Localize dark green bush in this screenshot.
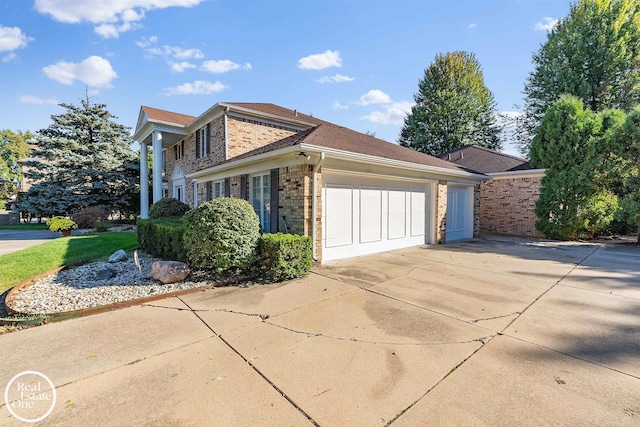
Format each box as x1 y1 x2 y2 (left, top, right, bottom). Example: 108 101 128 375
137 217 187 262
259 233 313 281
183 198 260 272
95 219 112 232
149 198 190 219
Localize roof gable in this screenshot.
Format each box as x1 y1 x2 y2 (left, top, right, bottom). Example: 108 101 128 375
141 106 196 126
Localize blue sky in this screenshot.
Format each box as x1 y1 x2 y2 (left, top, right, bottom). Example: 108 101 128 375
1 0 572 155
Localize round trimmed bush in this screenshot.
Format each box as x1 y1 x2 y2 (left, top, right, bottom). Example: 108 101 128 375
149 197 190 219
183 198 260 272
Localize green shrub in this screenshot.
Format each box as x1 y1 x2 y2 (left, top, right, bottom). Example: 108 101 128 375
149 198 190 219
46 216 78 232
258 233 313 281
95 219 112 232
183 198 260 272
580 191 619 237
137 217 187 262
72 206 109 228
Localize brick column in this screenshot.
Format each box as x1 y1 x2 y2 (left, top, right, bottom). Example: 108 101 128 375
473 184 481 238
435 180 447 244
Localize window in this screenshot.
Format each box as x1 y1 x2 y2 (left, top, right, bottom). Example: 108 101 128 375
250 173 271 232
173 140 184 160
196 125 209 159
213 180 224 199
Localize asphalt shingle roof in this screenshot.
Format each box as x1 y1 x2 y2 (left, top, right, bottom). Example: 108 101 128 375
437 145 532 173
141 106 196 126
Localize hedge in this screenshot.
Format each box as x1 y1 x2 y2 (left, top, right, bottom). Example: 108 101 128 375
259 233 313 281
137 217 187 262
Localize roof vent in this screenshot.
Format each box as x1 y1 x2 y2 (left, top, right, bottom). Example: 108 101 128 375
294 109 298 117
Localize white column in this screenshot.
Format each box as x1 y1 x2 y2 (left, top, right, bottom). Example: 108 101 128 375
152 130 163 203
140 142 149 219
192 179 198 208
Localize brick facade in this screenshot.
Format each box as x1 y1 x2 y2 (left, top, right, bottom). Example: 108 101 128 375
473 184 481 238
480 175 544 237
277 165 313 236
227 116 297 158
435 181 447 244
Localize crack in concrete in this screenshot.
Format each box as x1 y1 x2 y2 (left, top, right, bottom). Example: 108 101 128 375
175 296 320 427
142 301 494 347
468 311 521 324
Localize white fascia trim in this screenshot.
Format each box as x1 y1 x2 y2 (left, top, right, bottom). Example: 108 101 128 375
489 169 546 179
299 144 489 181
218 103 319 128
133 122 190 143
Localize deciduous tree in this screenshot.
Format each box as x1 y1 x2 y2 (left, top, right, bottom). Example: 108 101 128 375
399 51 501 156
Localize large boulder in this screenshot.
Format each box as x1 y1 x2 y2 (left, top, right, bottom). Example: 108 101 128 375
151 261 190 284
108 249 127 263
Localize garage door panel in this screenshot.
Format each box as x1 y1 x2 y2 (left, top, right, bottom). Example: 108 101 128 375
388 189 406 240
360 187 383 243
325 185 353 248
410 190 426 237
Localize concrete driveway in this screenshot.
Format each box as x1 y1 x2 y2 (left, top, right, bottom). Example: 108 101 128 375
0 237 638 426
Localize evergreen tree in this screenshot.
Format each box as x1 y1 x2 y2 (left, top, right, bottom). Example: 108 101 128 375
399 51 502 156
0 130 31 200
614 106 640 242
520 0 640 156
531 95 623 239
22 97 138 217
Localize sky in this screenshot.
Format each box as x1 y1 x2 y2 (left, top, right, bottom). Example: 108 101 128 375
0 0 573 156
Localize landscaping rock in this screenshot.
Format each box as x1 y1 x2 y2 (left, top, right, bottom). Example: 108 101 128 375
108 249 127 263
95 268 116 280
151 261 190 284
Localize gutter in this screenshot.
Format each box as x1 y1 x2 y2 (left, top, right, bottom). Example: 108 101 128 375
312 152 325 261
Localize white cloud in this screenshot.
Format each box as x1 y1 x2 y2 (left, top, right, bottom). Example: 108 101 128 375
298 50 342 70
332 101 349 110
142 42 204 60
43 55 118 87
535 17 558 31
354 89 392 106
0 26 34 52
164 80 228 96
468 23 477 29
361 101 412 125
20 95 59 105
200 59 251 73
136 35 158 48
35 0 202 38
2 52 18 63
95 21 141 38
500 110 524 119
316 74 355 84
169 61 196 73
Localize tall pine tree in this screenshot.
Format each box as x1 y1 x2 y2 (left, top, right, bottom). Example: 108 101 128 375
519 0 640 156
22 97 138 217
399 51 502 156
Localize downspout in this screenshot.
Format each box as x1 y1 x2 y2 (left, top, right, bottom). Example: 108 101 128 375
312 152 325 261
224 106 229 160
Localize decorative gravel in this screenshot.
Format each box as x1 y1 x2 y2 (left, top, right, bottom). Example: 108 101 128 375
8 252 220 315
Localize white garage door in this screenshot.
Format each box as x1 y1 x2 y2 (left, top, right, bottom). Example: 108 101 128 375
322 173 432 262
446 186 473 242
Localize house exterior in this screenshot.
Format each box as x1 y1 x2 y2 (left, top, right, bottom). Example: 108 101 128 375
438 145 545 238
133 103 487 263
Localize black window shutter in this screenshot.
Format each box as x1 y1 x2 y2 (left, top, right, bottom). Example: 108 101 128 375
240 175 247 200
206 181 212 200
270 168 279 233
224 177 230 197
206 123 211 155
195 130 201 158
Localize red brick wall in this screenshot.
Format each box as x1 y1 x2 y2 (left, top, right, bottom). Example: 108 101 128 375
480 175 544 237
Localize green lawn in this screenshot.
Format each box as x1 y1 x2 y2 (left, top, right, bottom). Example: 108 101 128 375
0 224 49 230
0 233 139 293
